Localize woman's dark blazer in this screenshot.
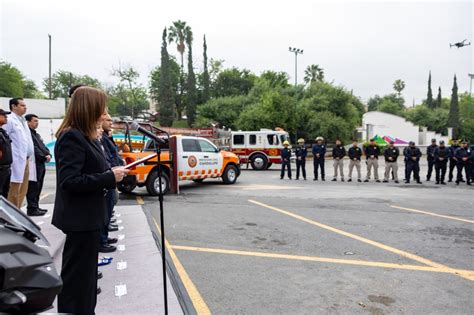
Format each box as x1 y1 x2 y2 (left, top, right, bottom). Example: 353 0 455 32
52 128 116 232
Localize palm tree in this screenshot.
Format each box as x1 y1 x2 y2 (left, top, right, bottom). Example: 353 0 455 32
304 64 324 84
393 79 406 97
168 20 191 71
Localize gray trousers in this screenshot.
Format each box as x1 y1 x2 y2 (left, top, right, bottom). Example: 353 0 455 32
366 159 379 180
333 159 344 178
348 160 361 179
384 161 399 181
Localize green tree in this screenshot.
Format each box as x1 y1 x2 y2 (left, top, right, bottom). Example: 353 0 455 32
303 64 324 84
435 87 442 108
112 66 147 119
107 83 149 118
0 61 43 98
447 75 460 139
157 28 175 127
185 30 197 126
149 56 181 115
212 68 256 97
459 93 474 141
393 79 405 97
195 95 253 129
259 71 290 88
201 35 210 104
427 71 434 109
367 95 381 112
42 70 101 99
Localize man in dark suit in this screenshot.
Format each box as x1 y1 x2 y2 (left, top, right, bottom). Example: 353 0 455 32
25 114 51 216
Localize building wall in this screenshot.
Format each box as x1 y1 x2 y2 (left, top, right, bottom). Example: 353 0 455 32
362 111 420 144
0 97 66 118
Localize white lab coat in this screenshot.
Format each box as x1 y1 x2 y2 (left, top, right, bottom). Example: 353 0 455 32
3 113 36 183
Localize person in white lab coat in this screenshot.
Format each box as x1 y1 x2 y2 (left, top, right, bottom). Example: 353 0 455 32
3 98 37 211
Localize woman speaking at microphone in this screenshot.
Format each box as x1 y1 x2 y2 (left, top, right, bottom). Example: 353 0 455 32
52 86 128 314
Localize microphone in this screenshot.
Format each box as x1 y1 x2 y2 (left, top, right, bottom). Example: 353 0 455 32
130 121 166 145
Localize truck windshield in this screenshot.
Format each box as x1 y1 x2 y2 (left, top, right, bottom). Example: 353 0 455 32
280 134 289 144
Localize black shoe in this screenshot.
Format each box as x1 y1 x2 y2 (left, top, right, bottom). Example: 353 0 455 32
289 177 292 180
296 177 299 180
332 178 337 182
448 179 452 183
313 178 317 181
376 180 381 183
39 208 48 213
405 180 410 184
467 182 472 186
441 181 446 185
364 179 369 182
322 178 325 181
417 181 422 184
108 225 119 232
394 180 399 184
426 178 430 182
27 209 46 216
107 237 118 244
99 244 117 253
97 287 101 295
382 180 388 183
357 179 362 182
110 218 117 224
461 179 466 183
456 181 460 185
348 179 352 182
304 178 307 180
98 271 103 280
341 179 345 182
280 177 283 180
435 181 440 185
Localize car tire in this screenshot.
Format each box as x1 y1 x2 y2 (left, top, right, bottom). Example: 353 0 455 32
222 165 238 184
146 170 170 195
250 154 268 170
192 179 204 183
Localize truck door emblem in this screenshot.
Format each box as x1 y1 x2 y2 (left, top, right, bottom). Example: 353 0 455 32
188 155 198 168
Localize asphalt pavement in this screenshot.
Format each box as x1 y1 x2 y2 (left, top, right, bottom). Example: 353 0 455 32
137 160 474 314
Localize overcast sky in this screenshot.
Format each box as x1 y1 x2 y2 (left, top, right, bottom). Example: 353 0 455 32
1 0 472 105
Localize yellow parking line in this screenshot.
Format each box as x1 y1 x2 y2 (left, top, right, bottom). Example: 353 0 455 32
248 199 474 282
39 193 50 201
136 196 144 205
390 205 474 224
152 218 211 315
171 245 474 278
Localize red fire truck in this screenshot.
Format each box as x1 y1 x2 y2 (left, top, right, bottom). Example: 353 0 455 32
229 129 290 170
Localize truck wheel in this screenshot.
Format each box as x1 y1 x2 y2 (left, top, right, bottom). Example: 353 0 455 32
222 165 238 184
266 162 273 169
250 154 268 170
117 182 136 194
146 170 170 195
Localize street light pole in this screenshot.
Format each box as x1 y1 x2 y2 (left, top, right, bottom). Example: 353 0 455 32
469 73 474 96
48 34 52 99
289 47 303 86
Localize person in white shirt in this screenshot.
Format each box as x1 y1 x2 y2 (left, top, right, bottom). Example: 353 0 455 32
3 98 36 210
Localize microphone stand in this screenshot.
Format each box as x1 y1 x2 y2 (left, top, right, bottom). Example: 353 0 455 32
155 140 168 315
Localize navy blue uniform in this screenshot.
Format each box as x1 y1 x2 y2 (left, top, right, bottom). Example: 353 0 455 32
426 144 438 181
294 145 307 180
403 147 409 181
405 146 422 183
312 143 326 180
280 147 292 179
433 146 450 183
448 144 460 182
0 127 13 198
454 146 472 184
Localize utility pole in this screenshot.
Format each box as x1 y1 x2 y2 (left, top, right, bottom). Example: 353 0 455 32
48 34 52 99
288 47 303 86
469 73 474 96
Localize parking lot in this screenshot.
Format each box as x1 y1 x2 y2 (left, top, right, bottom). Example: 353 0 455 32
42 161 474 314
135 161 474 314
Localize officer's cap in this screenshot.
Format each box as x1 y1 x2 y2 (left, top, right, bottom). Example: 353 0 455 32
297 138 305 143
409 141 415 145
283 140 290 146
461 140 468 144
316 136 324 141
0 108 11 116
431 138 436 142
440 140 445 145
